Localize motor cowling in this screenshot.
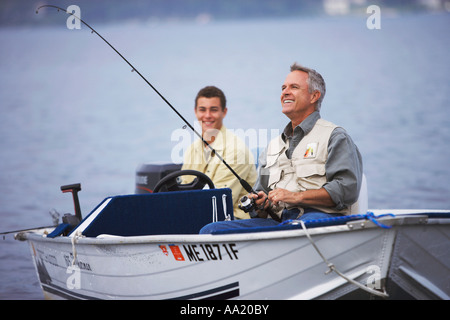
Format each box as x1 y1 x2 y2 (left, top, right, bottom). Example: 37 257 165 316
135 163 182 194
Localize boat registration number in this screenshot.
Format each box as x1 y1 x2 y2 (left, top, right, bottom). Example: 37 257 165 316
159 243 239 262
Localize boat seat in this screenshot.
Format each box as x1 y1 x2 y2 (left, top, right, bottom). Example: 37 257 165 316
348 174 368 215
66 188 234 237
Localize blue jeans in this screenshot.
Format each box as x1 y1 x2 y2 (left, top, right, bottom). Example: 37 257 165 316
199 208 341 234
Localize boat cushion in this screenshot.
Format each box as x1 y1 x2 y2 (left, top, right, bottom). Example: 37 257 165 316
70 188 234 237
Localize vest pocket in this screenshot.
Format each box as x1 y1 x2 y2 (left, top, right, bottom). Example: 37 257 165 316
295 164 327 190
266 151 284 189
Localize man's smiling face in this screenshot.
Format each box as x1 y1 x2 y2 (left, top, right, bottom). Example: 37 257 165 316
281 70 319 126
195 96 227 138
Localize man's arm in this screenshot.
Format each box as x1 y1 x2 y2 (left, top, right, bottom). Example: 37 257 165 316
252 128 362 212
267 187 335 208
322 128 363 210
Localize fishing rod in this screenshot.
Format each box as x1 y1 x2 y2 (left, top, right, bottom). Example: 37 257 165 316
36 5 255 195
1 225 55 238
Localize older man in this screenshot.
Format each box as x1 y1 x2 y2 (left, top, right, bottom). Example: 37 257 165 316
200 64 363 233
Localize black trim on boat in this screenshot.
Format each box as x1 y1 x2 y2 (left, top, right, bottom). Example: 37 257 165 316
168 282 240 300
42 283 99 300
41 281 240 300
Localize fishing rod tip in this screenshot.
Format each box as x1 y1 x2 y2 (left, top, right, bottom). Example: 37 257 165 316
35 5 48 14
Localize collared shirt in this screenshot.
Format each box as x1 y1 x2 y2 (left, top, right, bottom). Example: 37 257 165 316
182 126 257 219
254 111 363 211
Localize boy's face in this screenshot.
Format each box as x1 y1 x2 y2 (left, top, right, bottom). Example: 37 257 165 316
195 96 227 134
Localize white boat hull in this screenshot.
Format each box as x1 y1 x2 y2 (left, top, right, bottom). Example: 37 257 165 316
19 210 450 300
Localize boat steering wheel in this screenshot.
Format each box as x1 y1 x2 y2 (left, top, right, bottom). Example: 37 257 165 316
153 170 215 193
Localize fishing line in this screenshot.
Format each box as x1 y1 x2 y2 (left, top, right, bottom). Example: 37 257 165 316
36 5 255 194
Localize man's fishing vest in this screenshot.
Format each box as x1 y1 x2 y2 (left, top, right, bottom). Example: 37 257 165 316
266 118 353 218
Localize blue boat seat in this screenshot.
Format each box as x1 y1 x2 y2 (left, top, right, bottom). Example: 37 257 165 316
68 188 234 237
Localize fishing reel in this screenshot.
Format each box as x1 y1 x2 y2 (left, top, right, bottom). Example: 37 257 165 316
238 195 259 218
239 193 279 221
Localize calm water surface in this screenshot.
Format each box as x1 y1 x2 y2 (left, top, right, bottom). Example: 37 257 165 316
0 13 449 299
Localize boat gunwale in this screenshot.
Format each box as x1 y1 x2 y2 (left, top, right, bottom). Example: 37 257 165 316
18 223 348 245
17 209 450 245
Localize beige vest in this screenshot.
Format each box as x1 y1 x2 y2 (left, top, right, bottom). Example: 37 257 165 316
266 119 352 218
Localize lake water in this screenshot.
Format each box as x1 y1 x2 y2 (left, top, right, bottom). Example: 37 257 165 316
0 12 449 299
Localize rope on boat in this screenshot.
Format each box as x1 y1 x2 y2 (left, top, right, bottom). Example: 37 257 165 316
281 212 396 229
222 194 231 221
299 220 389 298
70 230 83 266
212 196 218 222
212 194 232 222
364 212 395 229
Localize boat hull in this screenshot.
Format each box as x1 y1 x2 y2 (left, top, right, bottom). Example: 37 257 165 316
18 211 450 300
386 221 450 299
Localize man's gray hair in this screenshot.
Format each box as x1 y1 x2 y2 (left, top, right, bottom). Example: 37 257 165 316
290 63 326 111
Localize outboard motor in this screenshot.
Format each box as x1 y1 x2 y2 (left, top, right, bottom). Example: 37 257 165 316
135 163 182 194
61 183 82 222
52 183 83 236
